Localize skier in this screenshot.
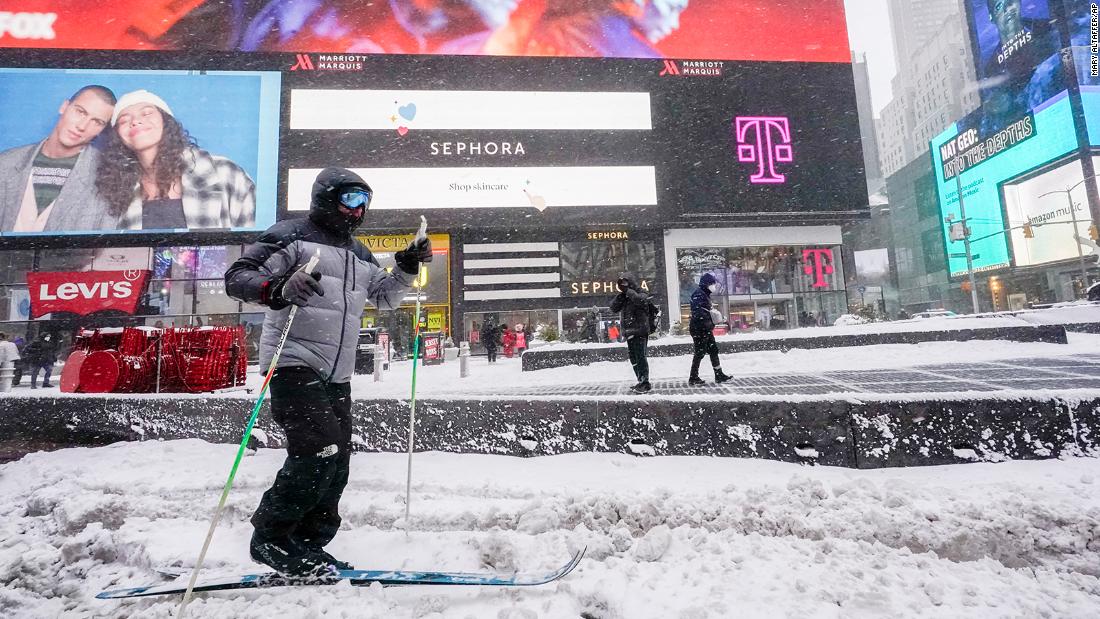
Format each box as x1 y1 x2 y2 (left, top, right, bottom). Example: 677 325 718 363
688 273 732 386
224 167 431 576
609 273 652 393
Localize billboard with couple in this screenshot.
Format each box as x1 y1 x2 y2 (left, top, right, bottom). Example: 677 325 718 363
0 67 280 238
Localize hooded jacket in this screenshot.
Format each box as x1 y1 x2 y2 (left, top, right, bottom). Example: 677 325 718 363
225 168 414 383
608 272 652 339
689 273 718 336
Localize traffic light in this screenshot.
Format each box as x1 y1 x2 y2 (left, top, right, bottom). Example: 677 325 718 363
1091 225 1099 242
1022 223 1034 239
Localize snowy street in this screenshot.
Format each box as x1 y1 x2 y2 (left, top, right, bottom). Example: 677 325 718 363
2 440 1100 617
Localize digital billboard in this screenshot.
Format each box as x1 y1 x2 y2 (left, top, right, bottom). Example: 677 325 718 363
963 0 1068 135
279 53 867 227
932 93 1080 277
1002 156 1098 267
0 66 281 239
0 0 852 63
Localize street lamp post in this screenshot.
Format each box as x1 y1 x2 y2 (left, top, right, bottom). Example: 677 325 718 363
955 175 981 314
1038 173 1099 297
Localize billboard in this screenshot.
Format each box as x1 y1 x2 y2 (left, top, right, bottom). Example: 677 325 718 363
0 0 852 63
280 53 866 227
931 93 1081 277
1002 156 1097 267
963 0 1068 135
0 66 281 239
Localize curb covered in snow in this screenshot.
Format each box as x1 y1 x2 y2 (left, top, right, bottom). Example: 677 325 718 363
2 393 1098 469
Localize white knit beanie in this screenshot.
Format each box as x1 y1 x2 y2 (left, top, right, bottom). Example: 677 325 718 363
111 89 174 126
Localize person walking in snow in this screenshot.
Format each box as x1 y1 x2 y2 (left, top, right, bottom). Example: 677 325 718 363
22 332 58 389
609 273 653 394
480 319 499 363
225 167 430 577
688 273 732 386
513 323 527 356
501 324 516 358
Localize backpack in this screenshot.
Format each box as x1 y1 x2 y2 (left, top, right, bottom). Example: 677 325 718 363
646 296 662 333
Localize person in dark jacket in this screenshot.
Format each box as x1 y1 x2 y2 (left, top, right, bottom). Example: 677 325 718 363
480 319 499 363
225 167 428 577
22 332 59 389
609 272 653 393
688 273 732 386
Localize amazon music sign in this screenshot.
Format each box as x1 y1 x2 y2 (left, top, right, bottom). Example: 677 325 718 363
27 270 150 318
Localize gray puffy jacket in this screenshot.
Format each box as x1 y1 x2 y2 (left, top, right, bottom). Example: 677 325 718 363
225 217 414 383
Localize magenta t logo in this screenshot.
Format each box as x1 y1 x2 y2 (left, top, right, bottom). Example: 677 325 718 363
734 116 794 184
802 248 834 288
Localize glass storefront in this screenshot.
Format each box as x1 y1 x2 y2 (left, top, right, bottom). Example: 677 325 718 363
357 233 452 359
0 237 453 363
675 245 847 331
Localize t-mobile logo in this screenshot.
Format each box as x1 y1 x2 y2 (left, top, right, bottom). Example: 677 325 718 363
733 116 794 184
802 248 834 288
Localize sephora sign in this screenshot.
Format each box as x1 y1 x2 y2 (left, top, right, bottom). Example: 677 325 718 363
27 270 150 318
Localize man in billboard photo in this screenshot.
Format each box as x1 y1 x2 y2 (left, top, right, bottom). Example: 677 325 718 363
225 167 431 576
975 0 1062 133
609 272 653 394
0 85 117 233
96 89 256 231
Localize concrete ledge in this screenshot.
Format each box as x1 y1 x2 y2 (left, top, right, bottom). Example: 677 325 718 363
521 324 1070 371
1 392 1097 468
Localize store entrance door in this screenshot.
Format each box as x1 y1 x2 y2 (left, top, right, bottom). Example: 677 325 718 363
725 300 791 331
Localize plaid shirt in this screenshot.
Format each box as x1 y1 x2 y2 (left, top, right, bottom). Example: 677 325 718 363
119 147 256 230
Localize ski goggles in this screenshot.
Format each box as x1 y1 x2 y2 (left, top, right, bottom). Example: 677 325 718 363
339 189 372 210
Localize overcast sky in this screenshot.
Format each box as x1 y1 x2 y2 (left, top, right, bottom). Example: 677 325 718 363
844 0 897 116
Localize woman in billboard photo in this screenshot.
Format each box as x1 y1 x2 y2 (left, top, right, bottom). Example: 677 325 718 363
95 89 256 231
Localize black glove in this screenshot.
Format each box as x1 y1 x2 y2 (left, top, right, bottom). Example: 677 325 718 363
394 236 433 274
271 269 324 307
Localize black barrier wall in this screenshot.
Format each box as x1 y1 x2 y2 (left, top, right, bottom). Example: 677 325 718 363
1 393 1097 468
521 325 1070 371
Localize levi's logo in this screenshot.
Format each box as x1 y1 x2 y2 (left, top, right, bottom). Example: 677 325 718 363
26 270 150 319
37 280 133 301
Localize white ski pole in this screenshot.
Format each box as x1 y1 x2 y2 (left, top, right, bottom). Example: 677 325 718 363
403 216 428 534
178 251 321 618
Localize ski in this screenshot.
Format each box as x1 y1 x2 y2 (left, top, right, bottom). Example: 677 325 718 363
97 547 584 599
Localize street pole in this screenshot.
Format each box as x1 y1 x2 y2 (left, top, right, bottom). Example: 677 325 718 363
1068 190 1089 288
956 175 980 314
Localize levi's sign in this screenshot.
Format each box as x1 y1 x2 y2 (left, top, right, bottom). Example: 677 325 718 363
27 270 150 318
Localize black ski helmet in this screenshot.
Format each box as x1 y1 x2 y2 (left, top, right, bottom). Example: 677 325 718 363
309 167 372 236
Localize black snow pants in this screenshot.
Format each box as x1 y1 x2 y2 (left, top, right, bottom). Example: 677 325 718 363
690 333 721 378
626 335 649 383
251 367 352 550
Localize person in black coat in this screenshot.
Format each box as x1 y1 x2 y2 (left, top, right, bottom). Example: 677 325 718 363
609 272 652 393
689 273 731 386
22 332 59 389
480 319 499 363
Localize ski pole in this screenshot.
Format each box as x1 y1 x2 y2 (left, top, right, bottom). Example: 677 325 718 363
178 251 321 618
404 216 427 533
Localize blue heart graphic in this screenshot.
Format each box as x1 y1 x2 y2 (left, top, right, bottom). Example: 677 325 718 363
398 103 416 121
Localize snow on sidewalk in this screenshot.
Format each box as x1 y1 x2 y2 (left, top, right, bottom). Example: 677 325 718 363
8 333 1098 401
1 440 1099 617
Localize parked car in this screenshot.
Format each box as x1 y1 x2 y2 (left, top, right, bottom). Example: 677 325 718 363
912 310 958 320
833 314 869 326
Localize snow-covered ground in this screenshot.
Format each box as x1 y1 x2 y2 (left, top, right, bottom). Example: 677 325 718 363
2 441 1099 617
8 332 1100 400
